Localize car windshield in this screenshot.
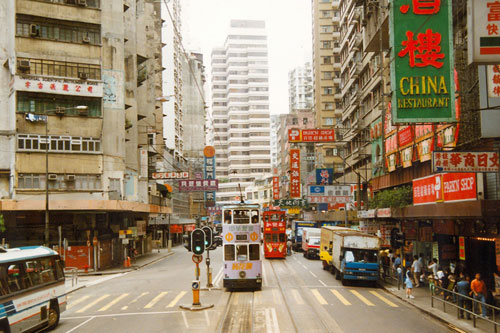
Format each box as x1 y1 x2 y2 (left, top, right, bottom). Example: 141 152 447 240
310 237 320 245
344 249 378 263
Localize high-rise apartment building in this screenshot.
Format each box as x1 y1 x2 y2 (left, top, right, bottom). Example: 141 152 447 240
288 62 313 112
211 20 272 204
0 0 168 267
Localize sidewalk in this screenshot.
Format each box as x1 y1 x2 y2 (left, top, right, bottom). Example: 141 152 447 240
65 247 176 293
380 278 497 333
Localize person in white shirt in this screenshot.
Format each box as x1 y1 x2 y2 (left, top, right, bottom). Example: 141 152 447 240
411 255 423 287
428 258 438 279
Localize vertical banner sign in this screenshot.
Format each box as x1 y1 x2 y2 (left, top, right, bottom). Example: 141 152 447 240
496 238 500 268
390 0 455 123
203 146 216 207
290 149 301 198
272 176 280 200
459 236 465 261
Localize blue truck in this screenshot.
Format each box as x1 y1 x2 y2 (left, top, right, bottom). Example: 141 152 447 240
291 221 317 251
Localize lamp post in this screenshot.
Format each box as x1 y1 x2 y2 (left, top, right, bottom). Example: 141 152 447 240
43 105 88 246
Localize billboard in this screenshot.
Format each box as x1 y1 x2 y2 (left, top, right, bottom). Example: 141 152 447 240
152 172 189 179
290 149 301 198
433 151 500 173
390 0 455 123
468 1 500 64
316 168 333 185
272 176 280 200
288 129 335 142
413 173 477 205
179 179 218 192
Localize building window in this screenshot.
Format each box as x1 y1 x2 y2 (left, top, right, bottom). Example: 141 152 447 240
17 134 101 153
324 117 334 125
322 10 332 18
292 118 298 125
323 87 333 95
18 174 101 190
320 25 333 33
323 56 331 64
17 92 101 117
323 72 333 80
38 0 101 8
322 41 332 49
324 102 334 110
303 118 308 125
17 58 101 80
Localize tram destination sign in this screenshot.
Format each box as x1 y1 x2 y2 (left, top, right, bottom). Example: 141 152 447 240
273 199 308 208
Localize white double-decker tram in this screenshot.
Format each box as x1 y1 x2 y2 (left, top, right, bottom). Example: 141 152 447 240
222 204 262 290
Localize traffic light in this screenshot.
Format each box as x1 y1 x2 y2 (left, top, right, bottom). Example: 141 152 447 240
201 226 213 249
390 228 405 249
183 234 191 252
191 228 205 255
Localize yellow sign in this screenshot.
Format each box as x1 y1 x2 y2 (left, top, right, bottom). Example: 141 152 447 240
250 232 258 242
225 233 234 242
232 263 253 270
203 146 215 158
287 208 301 215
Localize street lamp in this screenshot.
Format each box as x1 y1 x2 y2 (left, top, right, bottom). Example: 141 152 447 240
43 105 88 246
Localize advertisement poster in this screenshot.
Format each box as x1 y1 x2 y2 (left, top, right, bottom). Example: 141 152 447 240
290 149 301 198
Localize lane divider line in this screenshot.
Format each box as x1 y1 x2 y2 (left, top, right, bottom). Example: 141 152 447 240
144 292 168 309
309 271 317 278
318 280 327 287
311 289 328 305
350 290 374 306
76 295 110 313
65 316 96 333
182 311 190 329
330 289 351 306
167 291 187 308
369 291 398 307
98 293 129 312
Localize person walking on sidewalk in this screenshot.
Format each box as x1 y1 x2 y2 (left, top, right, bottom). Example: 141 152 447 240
471 273 488 318
411 255 422 288
405 270 415 299
428 258 438 279
456 274 471 320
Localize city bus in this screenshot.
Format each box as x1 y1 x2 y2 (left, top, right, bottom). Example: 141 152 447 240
222 204 262 289
262 210 287 259
0 246 66 332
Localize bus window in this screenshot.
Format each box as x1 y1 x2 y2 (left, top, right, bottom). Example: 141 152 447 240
24 260 41 287
39 258 55 284
279 233 286 242
272 234 278 242
55 259 65 280
251 210 259 223
236 244 248 261
265 234 272 242
0 266 9 296
249 244 260 260
224 244 235 261
224 210 232 224
7 264 25 292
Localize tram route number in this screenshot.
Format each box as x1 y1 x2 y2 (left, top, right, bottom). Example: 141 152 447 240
232 263 253 270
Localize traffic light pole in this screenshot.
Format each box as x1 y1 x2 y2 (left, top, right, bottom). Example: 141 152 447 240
180 254 214 311
206 250 213 288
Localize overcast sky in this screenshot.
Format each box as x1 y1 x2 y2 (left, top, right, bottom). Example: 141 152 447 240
181 0 312 114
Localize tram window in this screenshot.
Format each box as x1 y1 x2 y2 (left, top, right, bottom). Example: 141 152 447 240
234 210 250 224
224 245 235 261
249 244 260 260
251 210 259 223
264 234 272 242
279 234 286 242
236 245 248 261
272 234 278 242
224 210 232 224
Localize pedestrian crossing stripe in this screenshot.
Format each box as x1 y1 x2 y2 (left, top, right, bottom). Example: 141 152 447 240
98 293 129 312
350 290 374 306
291 289 304 305
167 291 186 308
76 295 110 313
67 295 90 309
144 292 168 309
330 289 351 306
311 289 328 305
369 291 398 307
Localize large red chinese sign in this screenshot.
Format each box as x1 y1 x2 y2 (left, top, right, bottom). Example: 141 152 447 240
272 176 280 200
390 0 455 123
288 129 335 142
432 151 500 173
289 149 301 198
413 172 477 205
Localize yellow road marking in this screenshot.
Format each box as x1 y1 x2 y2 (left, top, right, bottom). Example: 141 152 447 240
98 293 129 311
369 291 398 307
330 289 351 306
144 292 168 309
76 295 110 313
292 289 304 305
67 295 90 309
311 289 328 305
167 291 187 308
350 290 374 306
254 291 262 305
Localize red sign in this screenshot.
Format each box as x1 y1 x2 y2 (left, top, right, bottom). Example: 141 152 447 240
272 177 280 200
290 149 301 198
433 151 499 173
288 129 335 142
288 129 301 142
169 224 183 233
442 173 477 202
459 236 465 260
398 126 414 147
413 174 442 205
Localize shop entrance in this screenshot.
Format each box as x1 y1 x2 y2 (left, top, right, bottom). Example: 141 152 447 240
465 238 496 292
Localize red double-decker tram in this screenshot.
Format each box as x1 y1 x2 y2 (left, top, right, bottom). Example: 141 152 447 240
262 211 287 259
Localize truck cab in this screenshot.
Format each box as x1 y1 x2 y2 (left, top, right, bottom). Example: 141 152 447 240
303 236 320 259
339 248 379 283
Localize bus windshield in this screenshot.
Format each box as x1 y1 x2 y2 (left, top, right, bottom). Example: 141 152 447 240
344 249 378 263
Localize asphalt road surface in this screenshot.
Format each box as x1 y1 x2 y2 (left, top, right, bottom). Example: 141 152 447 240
55 247 451 332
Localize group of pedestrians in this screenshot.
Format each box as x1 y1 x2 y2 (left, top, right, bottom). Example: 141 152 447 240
455 273 489 319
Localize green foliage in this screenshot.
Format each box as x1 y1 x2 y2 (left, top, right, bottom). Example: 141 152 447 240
369 185 413 209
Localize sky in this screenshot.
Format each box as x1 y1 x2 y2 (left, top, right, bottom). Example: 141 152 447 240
181 0 313 114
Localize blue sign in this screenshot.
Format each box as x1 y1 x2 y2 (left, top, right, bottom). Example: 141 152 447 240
316 169 333 185
310 186 325 195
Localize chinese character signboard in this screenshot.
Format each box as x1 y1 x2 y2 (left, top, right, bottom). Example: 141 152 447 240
204 150 216 206
487 65 500 97
433 151 499 172
288 129 335 142
308 196 350 204
152 172 189 179
272 176 280 200
273 199 307 208
468 1 500 64
179 179 218 192
413 174 443 205
290 149 301 198
413 173 477 205
15 76 103 97
316 168 333 185
390 0 455 123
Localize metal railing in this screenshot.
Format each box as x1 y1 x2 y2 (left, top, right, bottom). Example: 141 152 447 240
64 267 78 287
380 264 402 289
431 285 500 332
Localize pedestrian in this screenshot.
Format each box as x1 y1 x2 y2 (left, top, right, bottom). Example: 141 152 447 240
428 258 438 279
396 263 403 287
471 273 488 318
287 239 292 256
393 253 401 272
405 270 415 299
411 255 423 288
456 274 471 320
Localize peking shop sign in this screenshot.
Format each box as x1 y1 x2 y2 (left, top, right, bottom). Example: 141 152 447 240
390 0 455 123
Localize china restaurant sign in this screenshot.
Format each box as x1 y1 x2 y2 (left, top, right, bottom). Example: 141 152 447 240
390 0 455 123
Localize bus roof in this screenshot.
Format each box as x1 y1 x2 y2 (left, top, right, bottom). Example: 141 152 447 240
0 246 59 264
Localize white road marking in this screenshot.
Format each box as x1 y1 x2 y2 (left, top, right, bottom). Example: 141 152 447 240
309 271 317 278
318 280 327 287
270 307 279 333
67 295 90 309
301 264 307 270
76 295 110 313
262 262 268 287
272 288 280 303
167 291 187 308
204 310 210 326
63 311 182 320
85 273 125 287
254 290 262 305
122 292 149 310
213 267 223 287
64 316 95 333
144 292 168 309
182 311 190 328
291 289 304 305
311 289 328 305
98 293 129 312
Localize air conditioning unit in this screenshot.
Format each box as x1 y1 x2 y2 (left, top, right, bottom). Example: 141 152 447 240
55 107 65 115
77 0 87 6
78 72 88 80
66 175 76 181
18 60 30 72
48 174 58 181
29 24 39 37
82 36 90 43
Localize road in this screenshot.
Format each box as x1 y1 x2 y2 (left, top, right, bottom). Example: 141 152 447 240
56 247 451 332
